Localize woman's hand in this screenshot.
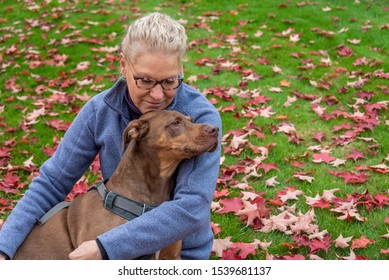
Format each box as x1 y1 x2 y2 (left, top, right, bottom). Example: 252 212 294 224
69 240 102 260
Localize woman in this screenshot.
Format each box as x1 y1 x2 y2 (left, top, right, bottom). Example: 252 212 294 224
0 12 222 260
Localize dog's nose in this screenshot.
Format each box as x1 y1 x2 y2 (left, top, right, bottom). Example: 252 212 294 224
204 125 219 135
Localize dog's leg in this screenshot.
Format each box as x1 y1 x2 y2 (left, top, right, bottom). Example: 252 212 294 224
157 240 182 260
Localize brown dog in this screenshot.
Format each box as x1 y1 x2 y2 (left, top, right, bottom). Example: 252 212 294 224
13 110 219 259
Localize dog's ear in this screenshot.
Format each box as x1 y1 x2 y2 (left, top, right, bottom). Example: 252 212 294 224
122 119 150 150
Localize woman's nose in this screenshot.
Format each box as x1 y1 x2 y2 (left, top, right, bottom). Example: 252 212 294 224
150 84 164 100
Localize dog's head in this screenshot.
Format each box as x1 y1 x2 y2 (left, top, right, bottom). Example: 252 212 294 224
122 110 219 160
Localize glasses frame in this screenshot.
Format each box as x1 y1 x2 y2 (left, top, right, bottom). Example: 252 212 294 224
132 75 184 91
126 59 183 91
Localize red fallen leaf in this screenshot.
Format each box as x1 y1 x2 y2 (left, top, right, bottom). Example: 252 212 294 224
312 152 335 164
309 235 332 254
42 145 58 157
0 147 13 158
222 247 243 260
89 154 101 175
337 45 353 57
345 148 365 162
291 89 320 100
312 132 327 143
257 163 279 174
65 179 90 201
380 248 389 254
351 236 374 249
216 197 244 214
45 119 71 131
385 217 389 225
221 104 237 113
355 90 376 101
0 198 13 212
214 189 229 199
285 132 304 145
369 164 389 174
374 194 389 208
230 242 257 259
282 254 305 260
0 172 22 194
290 161 305 168
311 199 331 209
211 222 221 235
343 172 369 184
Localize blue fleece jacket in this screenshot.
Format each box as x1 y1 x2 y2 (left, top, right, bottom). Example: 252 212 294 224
0 78 222 259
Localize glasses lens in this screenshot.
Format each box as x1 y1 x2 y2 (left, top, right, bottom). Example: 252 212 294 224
161 78 181 90
136 78 156 89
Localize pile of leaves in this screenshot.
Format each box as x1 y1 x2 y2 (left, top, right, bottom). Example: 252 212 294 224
0 0 388 260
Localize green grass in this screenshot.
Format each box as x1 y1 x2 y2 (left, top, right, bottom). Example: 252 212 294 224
1 0 388 260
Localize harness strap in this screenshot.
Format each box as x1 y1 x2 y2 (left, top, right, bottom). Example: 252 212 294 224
37 201 71 226
37 181 160 226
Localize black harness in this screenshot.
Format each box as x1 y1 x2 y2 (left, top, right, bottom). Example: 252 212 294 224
38 180 160 226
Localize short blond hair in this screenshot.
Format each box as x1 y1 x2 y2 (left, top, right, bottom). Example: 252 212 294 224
121 12 187 64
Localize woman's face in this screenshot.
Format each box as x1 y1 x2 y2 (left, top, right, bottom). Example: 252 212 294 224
120 52 182 113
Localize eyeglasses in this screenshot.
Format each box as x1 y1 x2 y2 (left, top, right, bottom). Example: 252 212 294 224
133 76 183 90
127 59 183 91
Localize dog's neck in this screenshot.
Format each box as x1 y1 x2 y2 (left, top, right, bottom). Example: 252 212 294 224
106 141 181 205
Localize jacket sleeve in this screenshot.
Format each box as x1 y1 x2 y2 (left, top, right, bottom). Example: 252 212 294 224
0 100 99 259
96 108 222 260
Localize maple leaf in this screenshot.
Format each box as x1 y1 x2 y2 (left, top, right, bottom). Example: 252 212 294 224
321 188 341 201
212 236 234 258
330 158 346 167
265 176 280 187
345 148 365 162
290 209 317 235
312 152 335 164
258 162 279 174
293 174 315 183
222 247 243 260
216 197 244 214
279 188 304 203
380 248 389 255
309 235 332 254
230 242 258 259
236 200 261 226
211 222 221 235
351 236 374 250
65 179 90 201
331 199 367 222
343 172 369 184
334 234 353 248
260 210 298 233
369 163 389 174
312 132 327 143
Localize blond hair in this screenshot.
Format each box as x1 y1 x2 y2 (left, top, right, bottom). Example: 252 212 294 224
121 13 187 64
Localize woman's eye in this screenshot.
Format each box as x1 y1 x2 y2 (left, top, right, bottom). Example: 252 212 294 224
141 78 155 85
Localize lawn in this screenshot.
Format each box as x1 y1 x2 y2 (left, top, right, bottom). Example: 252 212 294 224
0 0 388 260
